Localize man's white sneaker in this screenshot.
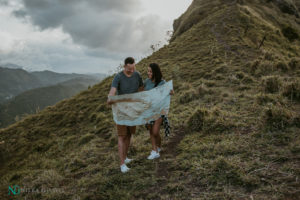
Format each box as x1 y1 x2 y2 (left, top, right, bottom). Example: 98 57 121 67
120 164 130 173
124 157 133 164
147 150 160 160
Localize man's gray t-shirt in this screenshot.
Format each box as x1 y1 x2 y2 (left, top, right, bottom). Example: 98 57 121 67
111 71 143 95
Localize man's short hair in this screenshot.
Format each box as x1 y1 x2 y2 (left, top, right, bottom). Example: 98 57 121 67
124 57 135 65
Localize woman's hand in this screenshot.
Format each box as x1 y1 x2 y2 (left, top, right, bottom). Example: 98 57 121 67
169 89 174 95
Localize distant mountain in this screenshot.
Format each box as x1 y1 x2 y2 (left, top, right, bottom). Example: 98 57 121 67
30 70 106 86
0 66 106 103
0 77 100 128
1 63 24 69
0 67 44 103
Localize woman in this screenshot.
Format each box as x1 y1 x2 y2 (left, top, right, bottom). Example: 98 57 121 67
143 63 174 160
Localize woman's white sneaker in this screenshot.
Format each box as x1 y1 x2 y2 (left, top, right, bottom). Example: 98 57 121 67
120 164 130 173
147 150 160 160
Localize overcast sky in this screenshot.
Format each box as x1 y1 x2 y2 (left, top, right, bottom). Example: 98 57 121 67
0 0 192 74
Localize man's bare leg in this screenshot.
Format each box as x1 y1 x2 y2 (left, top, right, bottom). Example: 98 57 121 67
124 132 131 158
118 135 126 165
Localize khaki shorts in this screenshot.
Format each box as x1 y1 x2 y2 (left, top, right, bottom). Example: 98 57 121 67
116 124 136 136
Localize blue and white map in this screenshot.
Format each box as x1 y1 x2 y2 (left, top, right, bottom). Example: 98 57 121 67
109 80 173 126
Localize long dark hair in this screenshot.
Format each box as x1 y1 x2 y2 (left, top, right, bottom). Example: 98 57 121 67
149 63 163 87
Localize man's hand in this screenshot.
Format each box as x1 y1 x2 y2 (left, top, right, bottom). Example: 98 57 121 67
169 89 175 95
107 87 117 105
107 98 117 105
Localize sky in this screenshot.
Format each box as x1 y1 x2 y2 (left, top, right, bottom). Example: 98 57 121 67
0 0 192 74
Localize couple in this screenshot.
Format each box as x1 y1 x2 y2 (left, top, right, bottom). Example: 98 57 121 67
107 57 174 173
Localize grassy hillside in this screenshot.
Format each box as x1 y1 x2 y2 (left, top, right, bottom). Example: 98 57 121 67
1 0 300 199
0 78 101 128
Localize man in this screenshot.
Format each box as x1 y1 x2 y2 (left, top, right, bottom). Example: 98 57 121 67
107 57 143 173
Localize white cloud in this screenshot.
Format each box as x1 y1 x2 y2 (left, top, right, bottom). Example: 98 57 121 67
0 0 192 74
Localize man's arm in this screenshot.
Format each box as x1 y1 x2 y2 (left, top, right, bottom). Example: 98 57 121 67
108 87 117 96
107 87 117 105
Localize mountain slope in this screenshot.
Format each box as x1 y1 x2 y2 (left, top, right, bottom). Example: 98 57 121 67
0 77 101 128
0 67 44 103
0 67 106 103
1 0 300 199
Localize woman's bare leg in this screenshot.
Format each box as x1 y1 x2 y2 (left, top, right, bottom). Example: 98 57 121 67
152 118 162 151
148 125 156 151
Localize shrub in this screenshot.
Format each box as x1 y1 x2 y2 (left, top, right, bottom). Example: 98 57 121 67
282 78 300 102
288 58 300 70
255 93 282 105
79 133 95 145
261 105 293 131
264 51 274 61
236 72 245 79
276 61 288 72
187 107 207 131
242 75 254 84
282 26 299 42
214 65 228 74
178 89 199 104
261 76 281 93
187 107 235 133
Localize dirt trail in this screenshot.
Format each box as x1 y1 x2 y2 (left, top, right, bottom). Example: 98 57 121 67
154 126 187 178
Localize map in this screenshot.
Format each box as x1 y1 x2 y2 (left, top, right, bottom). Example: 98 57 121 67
109 80 173 126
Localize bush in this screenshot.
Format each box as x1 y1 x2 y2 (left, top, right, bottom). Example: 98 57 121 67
282 26 299 42
187 107 207 131
261 105 293 131
78 133 95 145
178 89 199 104
255 93 280 105
276 61 288 72
261 76 281 93
187 107 235 133
282 79 300 102
250 60 275 76
288 58 300 70
264 52 274 61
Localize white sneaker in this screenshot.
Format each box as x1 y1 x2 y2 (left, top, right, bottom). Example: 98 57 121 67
120 164 130 173
157 147 161 153
147 150 160 160
124 157 133 164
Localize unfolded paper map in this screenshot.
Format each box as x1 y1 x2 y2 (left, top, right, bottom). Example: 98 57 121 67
109 80 173 126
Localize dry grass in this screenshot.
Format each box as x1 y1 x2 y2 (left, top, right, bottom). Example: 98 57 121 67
1 0 300 199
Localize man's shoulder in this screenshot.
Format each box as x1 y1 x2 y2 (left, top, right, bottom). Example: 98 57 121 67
113 71 124 78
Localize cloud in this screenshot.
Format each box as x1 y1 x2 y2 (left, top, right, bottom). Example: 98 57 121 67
12 0 169 54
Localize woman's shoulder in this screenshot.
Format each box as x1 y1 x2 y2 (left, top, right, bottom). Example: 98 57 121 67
144 78 151 83
158 79 166 85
